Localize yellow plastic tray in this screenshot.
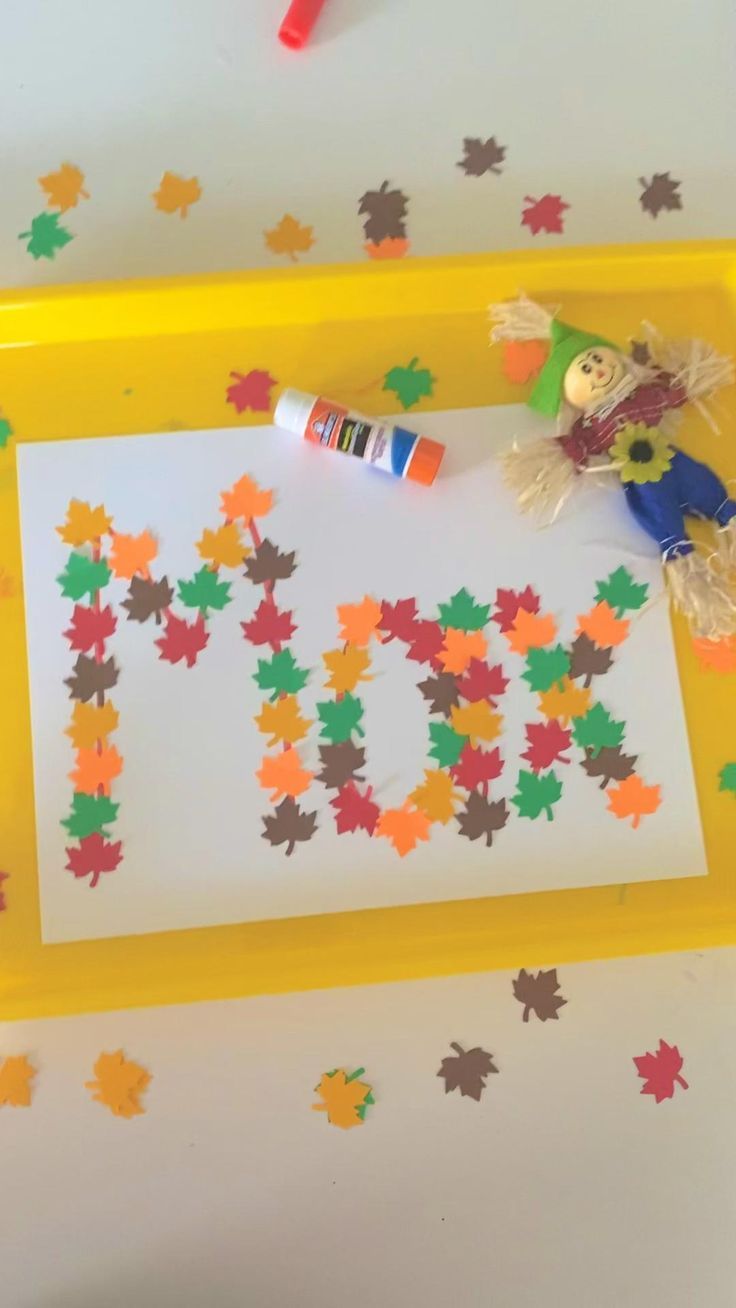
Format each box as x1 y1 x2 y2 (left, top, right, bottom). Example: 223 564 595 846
2 241 736 1020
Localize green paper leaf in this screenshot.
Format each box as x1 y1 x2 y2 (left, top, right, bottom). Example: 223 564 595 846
177 566 232 616
522 644 571 692
437 587 490 632
317 693 365 743
428 721 465 768
0 418 13 450
382 357 435 410
718 762 736 796
61 792 119 840
511 769 563 821
253 649 309 701
56 552 111 601
572 703 625 758
594 566 649 617
19 211 74 260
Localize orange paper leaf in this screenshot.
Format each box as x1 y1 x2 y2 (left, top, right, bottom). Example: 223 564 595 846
692 635 736 673
264 214 315 261
312 1068 373 1129
65 700 119 750
85 1050 151 1118
109 530 158 580
538 677 592 725
220 475 273 522
255 696 312 747
39 162 89 212
502 339 549 384
56 499 112 546
0 1055 36 1108
196 522 248 569
69 745 124 795
256 749 313 802
577 601 630 649
152 171 202 218
506 609 557 655
607 774 662 829
376 803 431 857
438 628 487 675
337 596 383 646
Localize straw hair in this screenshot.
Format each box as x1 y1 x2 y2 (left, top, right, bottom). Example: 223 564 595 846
489 294 557 344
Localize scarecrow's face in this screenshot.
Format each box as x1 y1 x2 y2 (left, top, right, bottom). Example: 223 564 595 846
563 346 627 410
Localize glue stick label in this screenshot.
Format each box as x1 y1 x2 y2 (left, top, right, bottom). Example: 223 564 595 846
306 400 396 474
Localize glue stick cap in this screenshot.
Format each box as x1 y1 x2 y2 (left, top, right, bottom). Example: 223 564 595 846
274 388 316 436
407 436 445 486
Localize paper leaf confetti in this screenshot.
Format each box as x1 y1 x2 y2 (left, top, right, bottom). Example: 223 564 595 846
511 769 562 821
521 721 572 772
226 369 277 414
437 1042 498 1101
109 530 158 580
66 833 123 886
457 136 506 177
152 171 202 218
582 745 637 789
312 1067 374 1129
317 692 364 743
428 721 466 768
521 194 569 236
719 762 736 797
85 1050 151 1118
594 566 649 617
0 416 13 450
522 644 570 692
244 539 296 585
155 613 209 667
568 633 613 686
505 608 556 655
359 180 409 254
633 1039 688 1102
122 575 174 624
262 797 317 855
65 653 119 702
456 659 508 703
692 635 736 674
0 870 8 913
438 628 487 675
410 768 461 825
337 596 383 646
39 162 89 212
65 700 119 750
502 339 548 384
0 1055 36 1108
57 552 111 601
512 968 567 1022
56 500 112 546
449 699 502 745
380 597 419 642
376 803 431 857
264 214 315 261
451 743 503 791
221 475 274 522
242 600 296 647
256 749 313 803
382 358 435 410
62 793 119 839
639 173 682 219
255 696 312 747
607 774 661 828
316 741 367 789
64 603 117 652
456 793 508 846
418 671 461 715
572 703 625 758
177 566 231 616
577 602 629 649
254 648 309 700
330 783 381 836
438 587 490 632
19 211 74 259
538 677 592 725
70 745 123 795
323 645 372 693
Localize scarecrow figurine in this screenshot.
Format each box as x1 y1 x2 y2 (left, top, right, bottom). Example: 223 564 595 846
490 296 736 638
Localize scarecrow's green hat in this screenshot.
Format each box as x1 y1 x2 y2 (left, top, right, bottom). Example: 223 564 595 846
529 319 617 416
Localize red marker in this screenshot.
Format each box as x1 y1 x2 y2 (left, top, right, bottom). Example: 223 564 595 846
278 0 327 48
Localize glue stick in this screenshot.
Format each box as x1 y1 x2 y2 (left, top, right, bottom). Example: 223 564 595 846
274 390 444 486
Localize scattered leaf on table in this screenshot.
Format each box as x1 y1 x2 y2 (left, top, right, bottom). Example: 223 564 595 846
382 358 435 410
456 793 508 846
155 613 209 667
66 833 123 887
177 566 231 616
65 700 119 750
506 608 557 655
337 596 383 646
594 566 649 616
0 1056 36 1108
691 635 736 673
428 720 466 768
312 1068 374 1129
502 339 548 383
511 768 562 821
243 539 296 584
122 575 174 624
522 644 570 692
572 703 625 757
19 211 74 259
256 749 313 803
107 530 157 579
264 214 315 261
57 552 111 601
242 600 296 647
221 475 274 521
639 172 682 219
438 587 490 632
0 870 8 912
196 523 246 569
521 194 569 236
538 677 592 724
61 793 119 840
457 136 506 176
577 601 630 649
607 774 661 828
323 645 372 693
317 741 367 789
86 1050 151 1118
254 648 309 700
521 720 571 771
633 1039 688 1102
226 370 277 414
379 596 418 643
39 162 89 211
65 653 119 702
64 603 117 652
492 585 540 632
582 745 637 789
364 236 409 260
438 628 487 675
456 659 509 703
418 671 461 715
262 797 317 854
718 762 736 796
316 693 364 743
69 745 123 795
376 803 431 856
568 633 613 685
512 968 567 1022
437 1042 498 1101
57 500 112 546
410 769 461 824
152 171 202 217
0 417 13 450
359 180 408 243
255 696 312 747
450 743 503 790
450 700 502 745
330 783 380 835
406 620 444 666
630 340 652 367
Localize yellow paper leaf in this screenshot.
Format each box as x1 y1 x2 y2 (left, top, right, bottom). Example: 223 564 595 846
85 1050 151 1119
409 769 461 824
256 748 313 802
264 214 315 261
450 700 503 745
337 596 383 646
255 696 312 747
56 499 112 546
437 628 487 675
312 1068 372 1129
0 1055 36 1108
38 162 89 212
538 677 592 725
322 645 372 693
152 171 202 218
65 700 119 750
109 530 158 579
196 522 248 569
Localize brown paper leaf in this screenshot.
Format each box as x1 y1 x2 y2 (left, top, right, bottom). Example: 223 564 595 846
437 1042 498 1101
512 968 567 1022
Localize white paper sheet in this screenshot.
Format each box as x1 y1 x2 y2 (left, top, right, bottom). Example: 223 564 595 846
17 406 707 943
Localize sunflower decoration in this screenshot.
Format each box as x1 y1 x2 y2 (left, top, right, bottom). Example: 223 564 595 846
608 423 674 485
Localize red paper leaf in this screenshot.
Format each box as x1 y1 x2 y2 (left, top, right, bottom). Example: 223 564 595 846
0 870 8 912
406 620 444 667
633 1039 688 1103
65 833 122 888
492 586 540 633
155 613 209 667
521 720 572 772
521 194 570 236
450 744 503 790
225 369 277 414
456 659 509 703
63 603 117 652
379 597 419 643
241 600 297 647
330 783 380 836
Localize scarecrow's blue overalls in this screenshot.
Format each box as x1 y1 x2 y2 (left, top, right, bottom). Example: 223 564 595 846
624 450 736 559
